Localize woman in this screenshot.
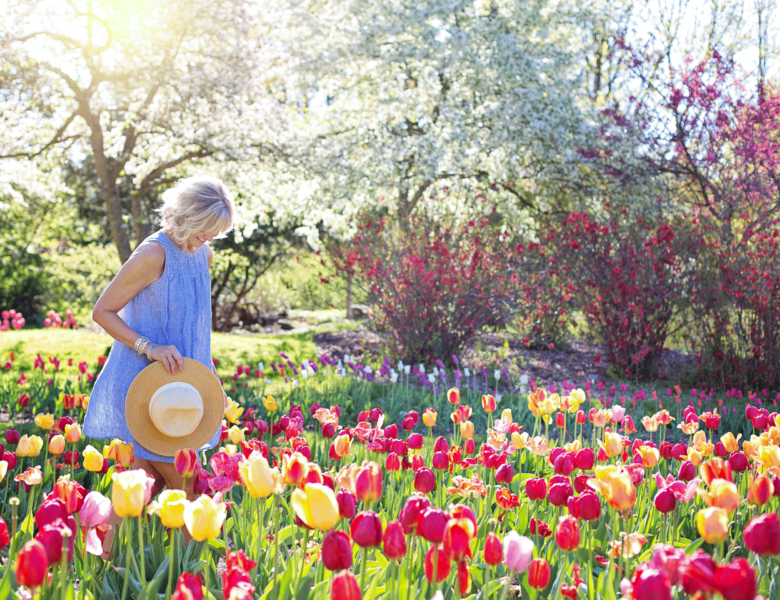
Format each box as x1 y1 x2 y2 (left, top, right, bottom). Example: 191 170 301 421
84 175 236 499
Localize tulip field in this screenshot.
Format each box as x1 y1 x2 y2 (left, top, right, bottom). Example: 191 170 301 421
0 341 779 600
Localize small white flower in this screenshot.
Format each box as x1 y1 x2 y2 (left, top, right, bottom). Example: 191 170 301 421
397 361 404 371
464 368 471 377
337 359 343 368
404 365 410 374
519 374 529 385
365 365 373 374
257 361 265 372
292 379 299 387
494 369 501 381
390 372 398 383
419 364 425 373
302 370 309 379
427 374 435 383
433 366 439 377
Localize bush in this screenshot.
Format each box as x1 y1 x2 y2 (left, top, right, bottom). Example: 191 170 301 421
332 211 525 364
546 211 690 379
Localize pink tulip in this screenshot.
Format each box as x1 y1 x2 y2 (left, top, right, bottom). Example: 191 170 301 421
502 531 534 573
79 491 112 528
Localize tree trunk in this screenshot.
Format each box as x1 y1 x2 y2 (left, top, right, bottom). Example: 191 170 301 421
131 194 153 246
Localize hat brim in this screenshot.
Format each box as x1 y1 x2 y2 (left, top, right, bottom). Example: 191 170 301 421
126 358 225 457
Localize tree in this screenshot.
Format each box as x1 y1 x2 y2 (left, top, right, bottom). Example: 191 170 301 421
0 0 278 262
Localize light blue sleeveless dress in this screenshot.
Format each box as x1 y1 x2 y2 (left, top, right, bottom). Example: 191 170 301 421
84 230 221 463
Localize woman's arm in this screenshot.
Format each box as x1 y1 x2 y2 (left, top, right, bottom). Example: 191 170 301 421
92 243 184 375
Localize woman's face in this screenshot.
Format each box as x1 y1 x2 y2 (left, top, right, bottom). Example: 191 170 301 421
186 229 218 252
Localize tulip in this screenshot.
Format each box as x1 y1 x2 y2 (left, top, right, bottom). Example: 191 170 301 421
400 495 430 535
587 465 636 510
482 394 496 412
744 513 780 556
442 517 475 561
34 413 55 431
728 451 748 472
414 468 436 494
48 434 65 455
171 573 204 600
555 515 580 552
631 568 672 600
282 452 309 486
331 570 362 600
699 479 741 514
184 494 227 541
112 470 152 518
460 421 474 439
418 507 450 544
448 388 461 405
637 446 659 468
407 433 423 449
355 462 382 503
598 431 624 458
714 558 756 600
333 434 352 458
678 460 697 481
79 491 112 528
262 395 278 412
720 432 740 454
383 520 407 561
495 463 514 485
64 423 81 444
422 408 437 427
36 518 74 566
83 445 104 472
503 531 534 572
17 434 43 458
482 531 503 565
527 558 551 590
149 489 188 529
52 477 86 514
696 507 729 544
174 448 199 478
291 483 339 531
224 398 243 423
575 492 601 521
574 448 595 471
239 453 275 498
424 545 451 583
351 510 383 547
16 539 49 588
5 429 20 445
654 489 677 514
0 516 8 549
322 530 353 571
105 439 135 469
747 475 773 506
336 489 356 519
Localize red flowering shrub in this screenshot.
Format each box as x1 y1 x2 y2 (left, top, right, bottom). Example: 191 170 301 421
545 211 689 379
332 210 525 363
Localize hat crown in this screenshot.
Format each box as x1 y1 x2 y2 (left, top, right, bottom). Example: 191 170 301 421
148 382 204 438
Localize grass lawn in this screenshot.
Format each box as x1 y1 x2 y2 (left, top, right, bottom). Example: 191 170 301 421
0 328 318 372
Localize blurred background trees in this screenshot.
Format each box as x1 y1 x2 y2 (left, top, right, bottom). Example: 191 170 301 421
1 0 779 386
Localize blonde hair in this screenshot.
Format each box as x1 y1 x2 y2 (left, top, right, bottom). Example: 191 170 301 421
157 175 236 245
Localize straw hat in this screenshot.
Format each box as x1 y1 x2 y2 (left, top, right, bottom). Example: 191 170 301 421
126 358 225 456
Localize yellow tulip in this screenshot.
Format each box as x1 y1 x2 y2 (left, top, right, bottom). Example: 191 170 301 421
501 409 513 422
228 426 245 445
149 489 189 529
423 409 437 427
720 432 741 454
564 440 582 453
511 431 529 450
83 445 104 472
17 435 43 458
224 399 243 423
598 431 624 458
642 416 660 433
291 483 339 531
587 466 636 511
49 434 65 456
0 461 7 482
743 439 760 461
262 396 279 413
104 439 135 469
686 447 703 467
570 388 586 403
239 453 275 499
184 494 227 541
698 479 741 515
333 434 352 458
112 470 151 518
636 446 659 468
64 423 82 444
756 445 780 470
34 413 55 431
460 421 474 439
223 444 238 455
696 507 729 544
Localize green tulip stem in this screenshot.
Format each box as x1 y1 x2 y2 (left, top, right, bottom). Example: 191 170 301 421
204 550 211 600
253 497 265 581
166 528 177 600
137 515 146 587
120 519 131 600
359 546 369 592
60 532 69 600
272 494 281 600
498 577 510 600
298 528 310 587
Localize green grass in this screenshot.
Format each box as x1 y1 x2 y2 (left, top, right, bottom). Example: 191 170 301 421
0 328 318 372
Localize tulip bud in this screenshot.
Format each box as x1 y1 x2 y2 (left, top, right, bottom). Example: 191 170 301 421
322 530 353 571
330 571 362 600
350 511 383 548
654 489 677 514
414 468 436 494
484 531 502 565
555 515 580 552
383 520 407 561
336 489 356 520
399 496 430 535
418 507 449 544
528 558 551 590
16 539 49 587
677 461 696 482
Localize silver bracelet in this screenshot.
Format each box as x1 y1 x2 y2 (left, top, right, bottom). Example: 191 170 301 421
146 343 155 361
134 336 149 355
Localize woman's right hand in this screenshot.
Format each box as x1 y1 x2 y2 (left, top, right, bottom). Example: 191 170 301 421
150 344 185 375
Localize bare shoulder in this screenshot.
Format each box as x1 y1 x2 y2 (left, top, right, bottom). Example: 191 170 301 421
206 244 214 268
123 241 166 282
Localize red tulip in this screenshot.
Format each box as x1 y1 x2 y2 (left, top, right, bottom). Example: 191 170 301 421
385 452 401 472
744 513 780 556
554 515 580 552
36 518 74 566
433 436 450 454
354 462 382 503
413 468 436 494
418 508 450 544
424 545 451 583
432 451 449 470
5 429 20 445
407 433 423 449
681 550 718 596
322 530 353 571
495 464 514 484
0 517 8 549
35 497 68 530
654 489 677 514
484 532 502 565
336 489 356 520
548 481 573 507
16 539 48 588
525 478 546 501
631 567 672 600
728 451 748 472
172 573 203 600
714 558 756 600
2 451 17 470
350 511 383 548
52 478 87 514
382 520 407 561
331 571 362 600
527 558 551 590
442 518 475 561
174 449 199 478
399 496 430 535
677 461 696 482
574 448 595 471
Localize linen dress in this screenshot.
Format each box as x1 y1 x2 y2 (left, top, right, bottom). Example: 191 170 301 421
83 230 221 463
